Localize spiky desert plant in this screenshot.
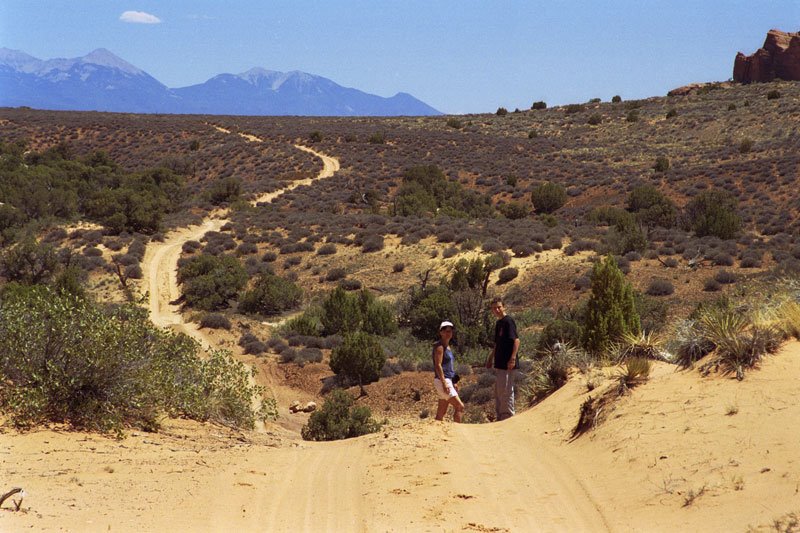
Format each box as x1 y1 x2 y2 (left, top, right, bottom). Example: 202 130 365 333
521 342 588 405
697 306 782 380
668 320 715 368
618 330 668 362
617 357 651 394
776 300 800 339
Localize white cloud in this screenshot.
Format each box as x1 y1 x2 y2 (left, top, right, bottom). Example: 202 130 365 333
119 11 162 24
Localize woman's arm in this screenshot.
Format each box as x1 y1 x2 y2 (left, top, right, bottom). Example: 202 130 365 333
433 345 446 382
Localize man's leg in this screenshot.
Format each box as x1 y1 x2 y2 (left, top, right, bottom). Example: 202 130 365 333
495 369 514 421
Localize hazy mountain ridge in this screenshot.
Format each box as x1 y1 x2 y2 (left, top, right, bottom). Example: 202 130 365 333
0 47 441 116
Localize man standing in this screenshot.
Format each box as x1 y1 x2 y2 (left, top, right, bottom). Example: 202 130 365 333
485 298 520 421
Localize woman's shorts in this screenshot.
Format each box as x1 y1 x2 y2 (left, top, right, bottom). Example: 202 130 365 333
433 377 458 400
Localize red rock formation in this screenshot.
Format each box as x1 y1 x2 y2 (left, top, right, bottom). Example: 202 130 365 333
734 29 800 83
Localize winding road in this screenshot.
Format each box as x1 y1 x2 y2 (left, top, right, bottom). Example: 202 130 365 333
140 128 339 427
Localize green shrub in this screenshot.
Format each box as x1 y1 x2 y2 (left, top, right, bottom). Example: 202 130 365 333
683 190 741 239
497 267 519 284
626 110 639 122
309 131 323 142
0 239 60 285
766 90 781 100
393 165 494 219
321 286 362 335
0 287 265 432
177 254 247 311
537 319 584 352
738 138 753 154
583 255 641 354
286 311 322 336
203 176 242 205
604 213 647 255
499 201 530 220
611 95 622 103
301 389 380 441
646 278 674 296
587 113 602 126
358 290 398 336
446 117 463 129
588 206 630 226
531 101 547 110
531 181 567 214
406 285 457 339
239 273 302 316
653 156 670 173
626 185 676 228
330 332 386 394
200 313 232 330
496 107 508 116
368 132 386 144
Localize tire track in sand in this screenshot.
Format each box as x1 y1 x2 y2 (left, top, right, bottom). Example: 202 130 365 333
141 128 339 430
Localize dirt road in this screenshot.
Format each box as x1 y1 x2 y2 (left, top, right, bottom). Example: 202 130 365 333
140 130 340 427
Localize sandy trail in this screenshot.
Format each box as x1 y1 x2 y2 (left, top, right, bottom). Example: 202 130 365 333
6 345 800 532
140 128 339 427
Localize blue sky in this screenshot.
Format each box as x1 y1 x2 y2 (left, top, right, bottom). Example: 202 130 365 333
1 1 798 114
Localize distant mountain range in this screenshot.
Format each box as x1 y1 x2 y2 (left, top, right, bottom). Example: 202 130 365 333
0 48 441 116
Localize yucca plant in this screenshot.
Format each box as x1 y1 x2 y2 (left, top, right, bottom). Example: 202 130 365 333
776 300 800 339
522 342 588 405
618 330 668 362
668 320 715 368
617 357 651 394
697 306 782 380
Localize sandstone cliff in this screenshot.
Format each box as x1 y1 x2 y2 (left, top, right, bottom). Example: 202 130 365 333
734 29 800 83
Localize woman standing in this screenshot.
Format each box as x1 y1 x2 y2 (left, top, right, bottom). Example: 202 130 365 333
432 320 464 422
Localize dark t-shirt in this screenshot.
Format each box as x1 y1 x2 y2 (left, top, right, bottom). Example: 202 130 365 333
494 315 518 369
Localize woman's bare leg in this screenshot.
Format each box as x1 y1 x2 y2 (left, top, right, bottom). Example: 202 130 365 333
435 399 449 421
450 396 465 423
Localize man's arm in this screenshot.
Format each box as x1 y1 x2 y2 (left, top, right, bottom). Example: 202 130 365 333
507 338 520 370
485 346 495 369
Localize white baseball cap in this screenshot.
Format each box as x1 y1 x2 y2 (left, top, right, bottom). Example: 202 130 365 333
439 320 454 330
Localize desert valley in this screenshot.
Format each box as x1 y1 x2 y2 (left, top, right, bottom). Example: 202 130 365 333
2 28 800 533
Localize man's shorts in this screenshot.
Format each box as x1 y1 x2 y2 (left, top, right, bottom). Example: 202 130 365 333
433 377 458 400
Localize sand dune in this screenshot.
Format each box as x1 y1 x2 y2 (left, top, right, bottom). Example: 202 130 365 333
3 342 799 532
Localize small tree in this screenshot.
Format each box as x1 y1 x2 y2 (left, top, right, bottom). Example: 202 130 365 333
321 286 362 335
626 185 676 229
301 389 380 441
531 101 547 110
684 190 741 239
358 290 398 336
177 254 247 311
0 239 59 285
583 255 641 355
238 273 302 316
330 332 386 395
531 182 567 214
